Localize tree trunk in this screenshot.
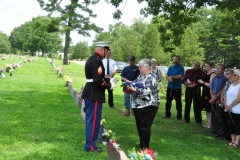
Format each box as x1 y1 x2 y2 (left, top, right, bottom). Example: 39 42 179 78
63 30 71 65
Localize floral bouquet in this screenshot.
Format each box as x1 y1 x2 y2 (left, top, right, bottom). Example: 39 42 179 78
100 119 116 145
64 76 72 86
102 128 113 142
100 119 106 125
127 147 158 160
6 64 13 73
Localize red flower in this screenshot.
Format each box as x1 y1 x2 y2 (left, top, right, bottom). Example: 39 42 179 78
192 80 196 84
204 96 208 99
126 88 131 94
140 148 155 159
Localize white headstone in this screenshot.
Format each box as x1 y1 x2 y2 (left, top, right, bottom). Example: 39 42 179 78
0 73 5 78
71 88 76 98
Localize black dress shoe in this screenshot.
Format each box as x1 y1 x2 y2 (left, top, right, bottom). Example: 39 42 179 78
162 115 170 118
109 106 116 109
93 148 103 152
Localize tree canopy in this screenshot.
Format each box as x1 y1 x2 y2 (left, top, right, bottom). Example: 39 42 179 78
37 0 103 64
0 31 11 54
9 16 62 56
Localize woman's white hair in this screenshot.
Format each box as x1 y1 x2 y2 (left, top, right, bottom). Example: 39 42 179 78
151 58 157 63
138 59 151 70
234 69 240 77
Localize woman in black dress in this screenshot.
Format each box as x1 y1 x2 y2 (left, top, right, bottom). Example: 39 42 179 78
198 62 216 128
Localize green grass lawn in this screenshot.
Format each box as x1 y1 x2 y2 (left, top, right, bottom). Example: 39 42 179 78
0 56 239 160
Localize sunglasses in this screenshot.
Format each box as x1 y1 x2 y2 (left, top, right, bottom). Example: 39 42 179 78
195 65 200 67
225 73 230 75
233 74 237 77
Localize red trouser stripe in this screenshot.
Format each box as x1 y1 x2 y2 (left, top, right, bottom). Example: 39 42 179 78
90 101 98 151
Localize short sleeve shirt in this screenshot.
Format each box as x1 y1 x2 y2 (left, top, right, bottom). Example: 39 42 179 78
167 65 184 89
121 65 140 81
210 74 227 104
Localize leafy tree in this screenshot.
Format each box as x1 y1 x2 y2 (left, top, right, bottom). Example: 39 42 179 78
9 26 25 53
130 18 148 40
139 23 165 64
71 41 90 60
108 23 139 61
109 0 240 51
152 16 178 56
194 7 240 68
31 16 62 56
0 31 11 54
9 16 62 56
174 23 204 66
37 0 103 65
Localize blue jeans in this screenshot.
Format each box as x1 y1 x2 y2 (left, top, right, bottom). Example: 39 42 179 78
124 92 132 108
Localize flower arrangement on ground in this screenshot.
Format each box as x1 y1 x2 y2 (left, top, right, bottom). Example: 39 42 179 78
102 128 113 142
64 76 72 86
100 119 106 125
127 147 158 160
100 119 115 145
5 64 12 73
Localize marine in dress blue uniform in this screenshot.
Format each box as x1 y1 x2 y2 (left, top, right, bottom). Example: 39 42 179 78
82 41 111 152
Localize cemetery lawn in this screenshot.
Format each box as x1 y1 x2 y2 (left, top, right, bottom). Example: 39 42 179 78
0 57 239 160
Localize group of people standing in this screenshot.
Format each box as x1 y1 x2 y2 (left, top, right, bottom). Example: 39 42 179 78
163 57 240 148
81 41 240 152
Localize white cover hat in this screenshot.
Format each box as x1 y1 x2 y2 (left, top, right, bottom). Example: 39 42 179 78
95 41 111 49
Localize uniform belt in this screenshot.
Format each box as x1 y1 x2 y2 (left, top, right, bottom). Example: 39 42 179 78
86 79 93 82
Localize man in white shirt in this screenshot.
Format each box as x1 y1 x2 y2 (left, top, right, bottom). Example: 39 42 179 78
102 50 118 109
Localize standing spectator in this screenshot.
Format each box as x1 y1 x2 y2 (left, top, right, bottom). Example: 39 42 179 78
151 58 162 82
82 41 112 152
121 55 140 116
225 70 240 148
102 50 118 109
209 64 227 137
163 56 184 120
198 61 216 128
221 69 234 141
182 60 204 125
128 59 159 150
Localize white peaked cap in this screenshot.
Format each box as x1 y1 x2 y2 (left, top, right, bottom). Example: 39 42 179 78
95 41 111 47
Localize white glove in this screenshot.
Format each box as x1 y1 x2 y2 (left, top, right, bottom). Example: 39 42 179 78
110 78 118 84
110 78 118 90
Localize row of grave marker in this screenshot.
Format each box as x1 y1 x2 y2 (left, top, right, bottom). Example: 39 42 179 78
0 55 38 78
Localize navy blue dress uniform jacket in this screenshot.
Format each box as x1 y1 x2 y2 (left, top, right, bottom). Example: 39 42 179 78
82 52 110 102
